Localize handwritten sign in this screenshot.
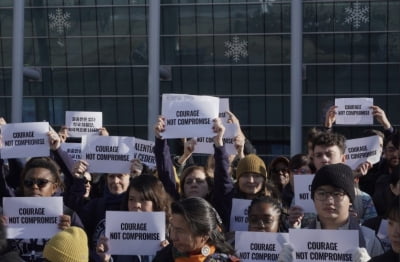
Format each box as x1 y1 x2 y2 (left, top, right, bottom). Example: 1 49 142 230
235 231 289 261
3 197 63 239
81 136 135 174
230 198 252 231
289 229 358 262
134 138 156 168
61 142 82 161
335 98 373 125
194 123 239 155
65 111 102 137
1 122 50 159
105 211 165 255
293 175 315 213
161 94 219 139
344 136 382 170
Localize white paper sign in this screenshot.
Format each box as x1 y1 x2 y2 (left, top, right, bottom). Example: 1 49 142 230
1 122 50 159
377 219 391 252
235 231 289 262
81 136 135 174
335 98 373 125
134 138 156 168
65 111 102 137
3 197 63 239
289 229 358 262
344 136 382 170
293 175 316 213
61 142 82 161
194 123 239 155
219 98 230 122
230 198 252 231
105 211 165 255
161 94 219 138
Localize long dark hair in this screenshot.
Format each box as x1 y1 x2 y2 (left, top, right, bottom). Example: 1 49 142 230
171 197 235 255
122 174 172 222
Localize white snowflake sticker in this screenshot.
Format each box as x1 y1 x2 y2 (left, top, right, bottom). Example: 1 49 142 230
224 36 248 63
49 8 71 47
259 0 276 14
344 2 369 29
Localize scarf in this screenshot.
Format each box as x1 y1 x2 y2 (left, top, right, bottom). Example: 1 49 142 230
173 245 216 262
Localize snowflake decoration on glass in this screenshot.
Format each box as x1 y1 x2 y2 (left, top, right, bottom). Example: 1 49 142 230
344 2 369 29
49 8 71 34
224 36 248 63
259 0 276 14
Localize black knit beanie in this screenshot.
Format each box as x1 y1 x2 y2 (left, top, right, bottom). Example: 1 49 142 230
311 163 355 203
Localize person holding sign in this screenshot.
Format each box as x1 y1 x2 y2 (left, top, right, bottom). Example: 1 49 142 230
279 163 384 262
3 157 84 261
154 116 214 202
153 197 239 262
368 196 400 261
96 174 172 262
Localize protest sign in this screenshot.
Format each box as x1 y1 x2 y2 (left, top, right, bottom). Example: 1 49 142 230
219 98 230 123
65 111 102 137
293 175 316 213
230 198 251 231
134 138 156 168
81 136 135 173
289 229 358 262
335 98 373 125
235 231 289 262
105 211 165 255
161 94 219 138
194 123 239 155
344 136 382 170
1 122 50 159
61 142 82 161
377 219 391 252
3 197 63 239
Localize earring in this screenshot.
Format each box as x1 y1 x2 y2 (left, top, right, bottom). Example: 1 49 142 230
201 245 211 256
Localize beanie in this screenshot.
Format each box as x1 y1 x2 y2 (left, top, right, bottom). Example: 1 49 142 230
236 154 267 180
311 163 355 203
43 226 89 262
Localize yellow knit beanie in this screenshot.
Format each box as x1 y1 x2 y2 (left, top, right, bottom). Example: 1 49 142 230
236 154 267 180
43 226 89 262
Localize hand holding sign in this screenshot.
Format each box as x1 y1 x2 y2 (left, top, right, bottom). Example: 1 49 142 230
212 118 225 147
371 105 391 129
48 129 61 151
154 116 166 139
324 105 338 129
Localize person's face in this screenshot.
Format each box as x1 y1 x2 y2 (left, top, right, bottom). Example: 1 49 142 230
313 185 351 226
248 202 280 233
238 173 265 197
290 164 312 187
313 145 345 171
388 217 400 253
273 162 290 187
183 170 209 199
107 173 130 195
384 141 399 168
83 172 92 198
169 214 208 254
23 167 58 197
127 188 154 212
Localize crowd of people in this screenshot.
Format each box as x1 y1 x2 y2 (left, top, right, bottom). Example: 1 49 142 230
0 104 399 262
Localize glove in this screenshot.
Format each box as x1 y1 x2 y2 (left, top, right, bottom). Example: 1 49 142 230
352 247 371 262
278 243 294 262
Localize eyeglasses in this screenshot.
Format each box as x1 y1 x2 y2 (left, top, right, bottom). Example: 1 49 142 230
292 168 310 174
314 190 346 201
23 178 53 188
248 216 275 227
82 177 92 185
185 178 206 184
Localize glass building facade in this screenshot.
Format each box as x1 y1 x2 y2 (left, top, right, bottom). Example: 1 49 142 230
0 0 399 161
